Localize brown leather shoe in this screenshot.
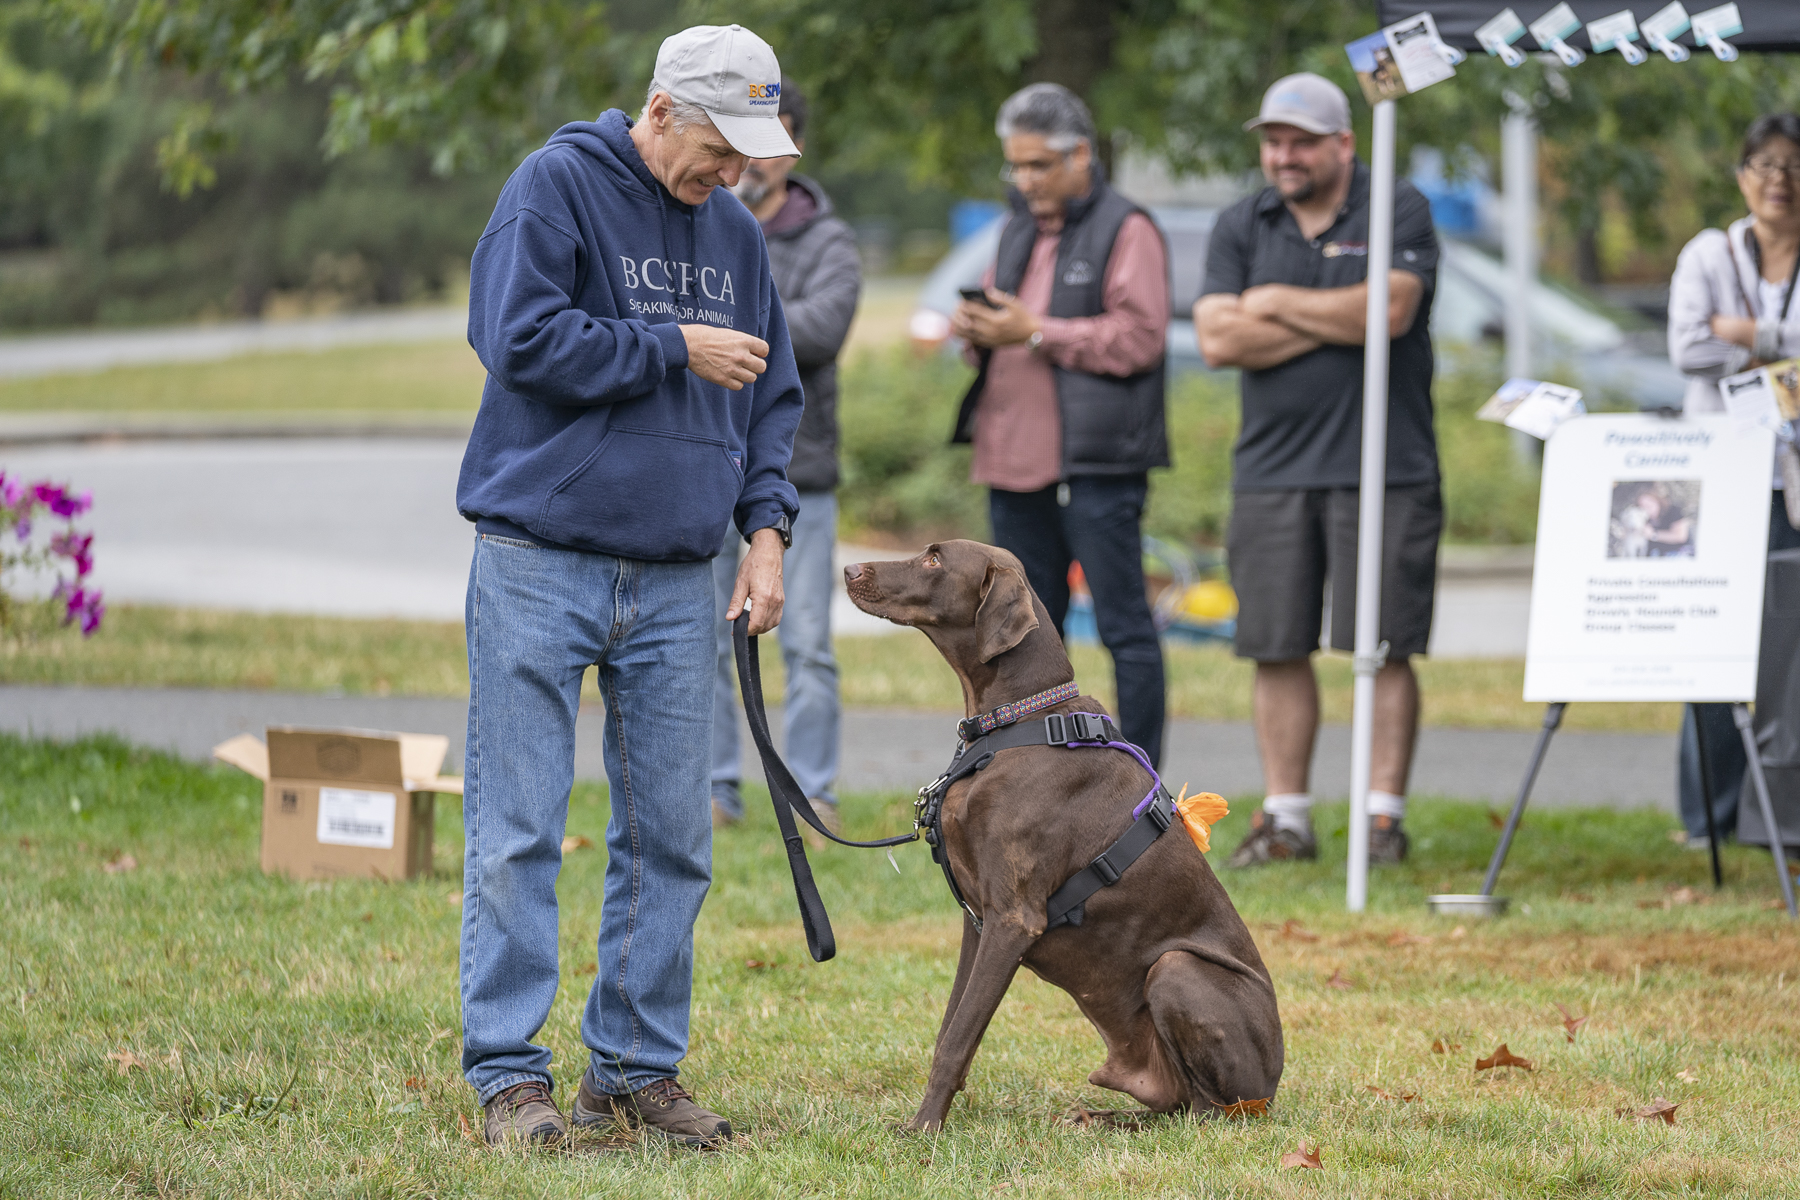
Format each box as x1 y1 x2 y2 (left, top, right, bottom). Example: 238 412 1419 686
572 1072 732 1147
1225 812 1317 867
481 1080 567 1146
1369 815 1410 864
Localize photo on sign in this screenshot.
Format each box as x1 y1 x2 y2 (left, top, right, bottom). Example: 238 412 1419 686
1346 31 1406 104
1608 480 1701 559
1768 358 1800 421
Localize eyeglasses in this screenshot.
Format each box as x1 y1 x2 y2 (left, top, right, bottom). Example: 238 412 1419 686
1741 157 1800 181
999 151 1069 184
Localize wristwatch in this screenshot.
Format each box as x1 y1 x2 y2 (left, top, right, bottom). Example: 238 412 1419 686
763 514 793 549
1026 329 1044 353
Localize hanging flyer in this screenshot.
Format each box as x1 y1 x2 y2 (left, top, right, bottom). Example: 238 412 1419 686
1346 12 1456 106
1523 414 1774 703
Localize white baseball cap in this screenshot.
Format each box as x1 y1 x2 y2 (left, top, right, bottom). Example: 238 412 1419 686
1243 73 1352 136
653 24 800 159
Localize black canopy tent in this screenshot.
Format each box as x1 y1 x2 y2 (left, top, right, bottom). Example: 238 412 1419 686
1379 2 1800 52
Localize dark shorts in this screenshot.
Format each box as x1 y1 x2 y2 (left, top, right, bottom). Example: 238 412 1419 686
1227 484 1443 662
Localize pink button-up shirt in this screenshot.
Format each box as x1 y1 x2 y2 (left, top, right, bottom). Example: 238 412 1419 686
969 211 1169 492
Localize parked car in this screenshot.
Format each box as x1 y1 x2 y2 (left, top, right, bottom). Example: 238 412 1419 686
910 209 1686 407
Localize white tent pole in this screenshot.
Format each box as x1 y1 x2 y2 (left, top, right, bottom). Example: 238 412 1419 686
1348 97 1396 914
1502 101 1539 463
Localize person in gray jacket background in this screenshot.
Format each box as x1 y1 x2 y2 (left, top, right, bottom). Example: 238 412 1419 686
711 77 862 834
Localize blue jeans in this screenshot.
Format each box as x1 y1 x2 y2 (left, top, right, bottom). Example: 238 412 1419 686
711 490 840 813
460 533 714 1103
989 475 1167 767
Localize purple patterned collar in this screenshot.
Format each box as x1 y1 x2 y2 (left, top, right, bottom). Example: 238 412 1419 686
959 680 1080 743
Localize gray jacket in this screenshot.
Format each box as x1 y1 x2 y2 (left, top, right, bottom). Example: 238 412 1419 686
766 174 862 491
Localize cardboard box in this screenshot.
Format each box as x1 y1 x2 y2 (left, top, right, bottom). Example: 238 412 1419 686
213 727 464 882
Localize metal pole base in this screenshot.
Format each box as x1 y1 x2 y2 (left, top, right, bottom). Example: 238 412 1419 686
1734 703 1797 919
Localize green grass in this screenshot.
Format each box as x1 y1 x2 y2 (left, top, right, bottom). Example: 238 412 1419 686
2 733 1795 1197
0 341 486 415
0 605 1682 734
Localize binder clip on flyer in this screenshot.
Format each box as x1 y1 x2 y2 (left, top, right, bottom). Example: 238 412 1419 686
1476 8 1529 67
1690 3 1743 62
1530 3 1588 66
1641 2 1694 62
1588 10 1649 65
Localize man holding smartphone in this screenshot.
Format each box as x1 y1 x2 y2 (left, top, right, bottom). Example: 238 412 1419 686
949 83 1171 765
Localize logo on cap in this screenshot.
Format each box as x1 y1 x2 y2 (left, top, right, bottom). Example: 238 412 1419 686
748 82 780 104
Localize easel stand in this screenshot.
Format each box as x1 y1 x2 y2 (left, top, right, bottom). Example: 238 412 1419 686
1480 701 1797 918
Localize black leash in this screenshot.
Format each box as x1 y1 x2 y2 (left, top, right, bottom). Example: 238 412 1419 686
731 610 918 963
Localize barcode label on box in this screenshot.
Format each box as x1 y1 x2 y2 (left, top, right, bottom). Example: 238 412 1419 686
317 787 396 849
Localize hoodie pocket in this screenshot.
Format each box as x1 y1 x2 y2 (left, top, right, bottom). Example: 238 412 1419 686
539 425 742 560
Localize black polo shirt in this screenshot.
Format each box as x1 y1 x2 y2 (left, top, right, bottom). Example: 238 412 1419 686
1201 161 1439 491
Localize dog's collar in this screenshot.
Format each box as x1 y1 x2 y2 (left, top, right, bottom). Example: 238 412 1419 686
959 680 1079 743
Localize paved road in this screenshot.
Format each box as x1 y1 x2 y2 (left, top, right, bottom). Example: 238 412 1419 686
0 307 467 380
0 684 1675 810
2 436 1532 653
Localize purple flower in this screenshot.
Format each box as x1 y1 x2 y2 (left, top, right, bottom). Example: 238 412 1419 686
0 473 22 508
12 517 28 540
50 531 95 577
34 483 92 518
78 590 105 636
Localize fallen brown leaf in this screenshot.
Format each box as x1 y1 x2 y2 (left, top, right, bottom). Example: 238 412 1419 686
360 912 374 923
1387 931 1434 947
102 853 137 875
577 962 598 975
561 835 594 853
1475 1043 1535 1072
1431 1038 1463 1054
1618 1097 1679 1124
1281 919 1320 942
1218 1097 1269 1118
1487 809 1506 829
1555 1002 1589 1042
404 1076 427 1090
18 837 33 849
745 959 771 969
1280 1141 1324 1170
1365 1086 1417 1102
105 1049 146 1075
457 1111 477 1142
1325 968 1354 990
1676 1069 1699 1084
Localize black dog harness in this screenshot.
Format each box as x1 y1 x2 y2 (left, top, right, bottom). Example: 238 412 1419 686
915 688 1176 933
732 613 1175 959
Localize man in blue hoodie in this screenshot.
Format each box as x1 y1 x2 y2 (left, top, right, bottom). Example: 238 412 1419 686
454 24 804 1148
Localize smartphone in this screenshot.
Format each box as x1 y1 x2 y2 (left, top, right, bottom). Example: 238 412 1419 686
958 287 1001 309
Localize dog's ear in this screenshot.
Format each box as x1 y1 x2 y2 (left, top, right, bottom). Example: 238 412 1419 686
974 562 1039 663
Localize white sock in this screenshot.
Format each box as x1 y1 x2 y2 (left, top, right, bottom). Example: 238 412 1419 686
1262 793 1313 834
1368 790 1407 820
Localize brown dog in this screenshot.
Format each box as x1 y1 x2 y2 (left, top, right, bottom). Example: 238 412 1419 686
844 539 1283 1131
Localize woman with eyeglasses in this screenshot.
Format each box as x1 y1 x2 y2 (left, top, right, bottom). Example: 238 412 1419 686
1667 112 1800 853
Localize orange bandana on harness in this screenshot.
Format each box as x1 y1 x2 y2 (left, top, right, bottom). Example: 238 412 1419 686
1172 785 1229 853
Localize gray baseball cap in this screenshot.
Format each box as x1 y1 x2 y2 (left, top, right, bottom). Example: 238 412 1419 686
1243 73 1352 135
653 24 801 159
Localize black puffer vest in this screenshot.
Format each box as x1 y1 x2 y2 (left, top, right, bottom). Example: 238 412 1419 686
952 180 1169 477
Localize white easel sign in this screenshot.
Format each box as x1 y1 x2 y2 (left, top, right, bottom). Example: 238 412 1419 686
1523 414 1774 703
